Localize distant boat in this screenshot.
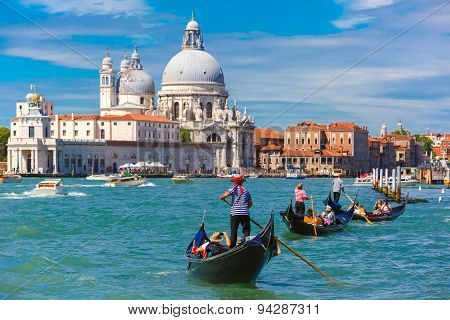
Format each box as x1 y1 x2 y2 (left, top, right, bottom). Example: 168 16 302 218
286 168 307 180
0 174 22 183
86 174 119 181
105 174 146 187
171 175 192 183
33 179 64 195
353 175 373 186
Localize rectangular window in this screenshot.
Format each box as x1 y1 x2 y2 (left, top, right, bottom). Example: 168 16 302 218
314 138 318 144
140 97 144 104
113 122 117 126
50 130 54 136
13 130 16 136
307 138 311 144
75 122 78 126
86 130 90 136
128 122 131 126
295 139 299 144
101 122 104 126
62 130 66 137
287 138 291 144
302 138 305 144
87 122 90 126
63 122 66 127
75 130 78 136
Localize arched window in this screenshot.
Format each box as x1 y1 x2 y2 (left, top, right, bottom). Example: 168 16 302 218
207 133 221 142
206 102 213 119
101 77 105 85
174 102 179 119
105 77 109 85
140 97 144 104
100 129 105 139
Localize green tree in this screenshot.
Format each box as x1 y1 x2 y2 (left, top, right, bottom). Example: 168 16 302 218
390 129 410 136
414 135 433 154
180 127 192 143
0 127 10 162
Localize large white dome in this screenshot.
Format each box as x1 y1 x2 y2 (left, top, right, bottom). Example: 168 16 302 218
117 69 155 95
162 50 224 85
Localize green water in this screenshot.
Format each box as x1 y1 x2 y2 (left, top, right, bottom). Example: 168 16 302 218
0 178 448 299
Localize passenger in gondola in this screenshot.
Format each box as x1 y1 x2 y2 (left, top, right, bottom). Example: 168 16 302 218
192 232 232 259
294 183 311 219
380 200 392 216
220 174 253 248
319 205 335 225
372 199 383 216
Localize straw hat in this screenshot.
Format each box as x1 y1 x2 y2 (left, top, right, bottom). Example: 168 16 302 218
230 174 246 182
209 232 224 243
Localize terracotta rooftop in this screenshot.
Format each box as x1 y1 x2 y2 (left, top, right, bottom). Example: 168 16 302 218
260 145 283 152
254 128 284 139
51 114 100 121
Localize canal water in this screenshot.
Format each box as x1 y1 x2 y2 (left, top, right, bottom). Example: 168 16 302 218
0 178 448 299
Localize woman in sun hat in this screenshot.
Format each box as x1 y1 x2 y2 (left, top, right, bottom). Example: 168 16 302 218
220 174 253 248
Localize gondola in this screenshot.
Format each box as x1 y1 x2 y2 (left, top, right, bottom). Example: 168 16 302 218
353 201 407 222
326 193 407 222
280 198 354 236
185 212 277 284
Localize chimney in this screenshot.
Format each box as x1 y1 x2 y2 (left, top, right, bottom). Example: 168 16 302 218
71 112 75 121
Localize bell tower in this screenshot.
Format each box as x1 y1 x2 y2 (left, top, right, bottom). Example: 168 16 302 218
99 50 116 114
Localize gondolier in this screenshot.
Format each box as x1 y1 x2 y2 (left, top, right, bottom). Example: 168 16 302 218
220 174 253 248
294 182 310 218
331 174 345 203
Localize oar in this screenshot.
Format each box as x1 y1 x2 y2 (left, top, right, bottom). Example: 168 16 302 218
310 196 318 236
221 199 344 285
344 192 372 225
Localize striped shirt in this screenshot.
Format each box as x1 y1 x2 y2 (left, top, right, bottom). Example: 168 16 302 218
228 185 252 216
332 178 344 192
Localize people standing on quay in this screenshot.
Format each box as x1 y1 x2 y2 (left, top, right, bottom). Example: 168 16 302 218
332 174 345 203
294 182 311 219
220 174 253 248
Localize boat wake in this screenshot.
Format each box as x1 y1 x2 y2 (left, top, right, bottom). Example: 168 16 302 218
0 190 87 199
137 182 156 188
65 184 106 188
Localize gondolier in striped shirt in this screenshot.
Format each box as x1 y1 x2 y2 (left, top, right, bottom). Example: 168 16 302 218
220 174 253 248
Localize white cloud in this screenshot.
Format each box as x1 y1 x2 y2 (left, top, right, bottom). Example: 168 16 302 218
335 0 397 11
21 0 150 16
332 15 374 29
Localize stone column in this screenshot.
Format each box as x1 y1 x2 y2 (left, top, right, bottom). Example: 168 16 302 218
35 149 39 174
53 149 57 174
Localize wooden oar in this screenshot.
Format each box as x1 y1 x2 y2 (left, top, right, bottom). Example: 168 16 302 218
220 198 344 285
344 192 372 225
310 196 318 236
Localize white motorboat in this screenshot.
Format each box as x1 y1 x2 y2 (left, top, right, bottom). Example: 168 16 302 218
104 174 146 187
0 174 22 183
171 175 192 183
86 174 119 181
33 179 64 195
247 173 261 179
353 176 373 186
286 168 307 180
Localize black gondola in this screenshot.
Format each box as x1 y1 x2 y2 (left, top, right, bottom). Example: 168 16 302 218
326 193 407 222
185 213 277 284
280 198 354 236
353 202 407 222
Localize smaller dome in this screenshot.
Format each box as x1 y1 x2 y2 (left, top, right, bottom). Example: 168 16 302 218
186 19 199 31
117 69 155 96
102 53 112 66
131 48 140 61
26 93 33 101
28 93 40 103
120 55 129 68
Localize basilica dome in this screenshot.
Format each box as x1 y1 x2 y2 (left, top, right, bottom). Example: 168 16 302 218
162 49 224 85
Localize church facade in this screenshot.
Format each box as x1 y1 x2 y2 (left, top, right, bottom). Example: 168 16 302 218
7 14 255 175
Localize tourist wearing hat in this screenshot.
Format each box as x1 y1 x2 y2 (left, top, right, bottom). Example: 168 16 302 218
294 182 311 219
220 174 253 248
319 205 335 225
193 232 231 258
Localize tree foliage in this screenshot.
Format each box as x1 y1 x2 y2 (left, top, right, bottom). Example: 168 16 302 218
414 135 433 154
180 127 192 143
390 129 410 136
0 127 10 162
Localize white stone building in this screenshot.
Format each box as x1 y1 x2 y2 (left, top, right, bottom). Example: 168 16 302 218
7 14 254 175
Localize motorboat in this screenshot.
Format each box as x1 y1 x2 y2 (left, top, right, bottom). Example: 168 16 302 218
171 175 192 183
353 175 373 186
33 179 64 195
286 168 307 179
104 174 146 187
86 174 119 181
0 174 22 183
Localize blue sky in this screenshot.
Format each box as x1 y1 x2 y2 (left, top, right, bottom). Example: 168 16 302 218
0 0 449 135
